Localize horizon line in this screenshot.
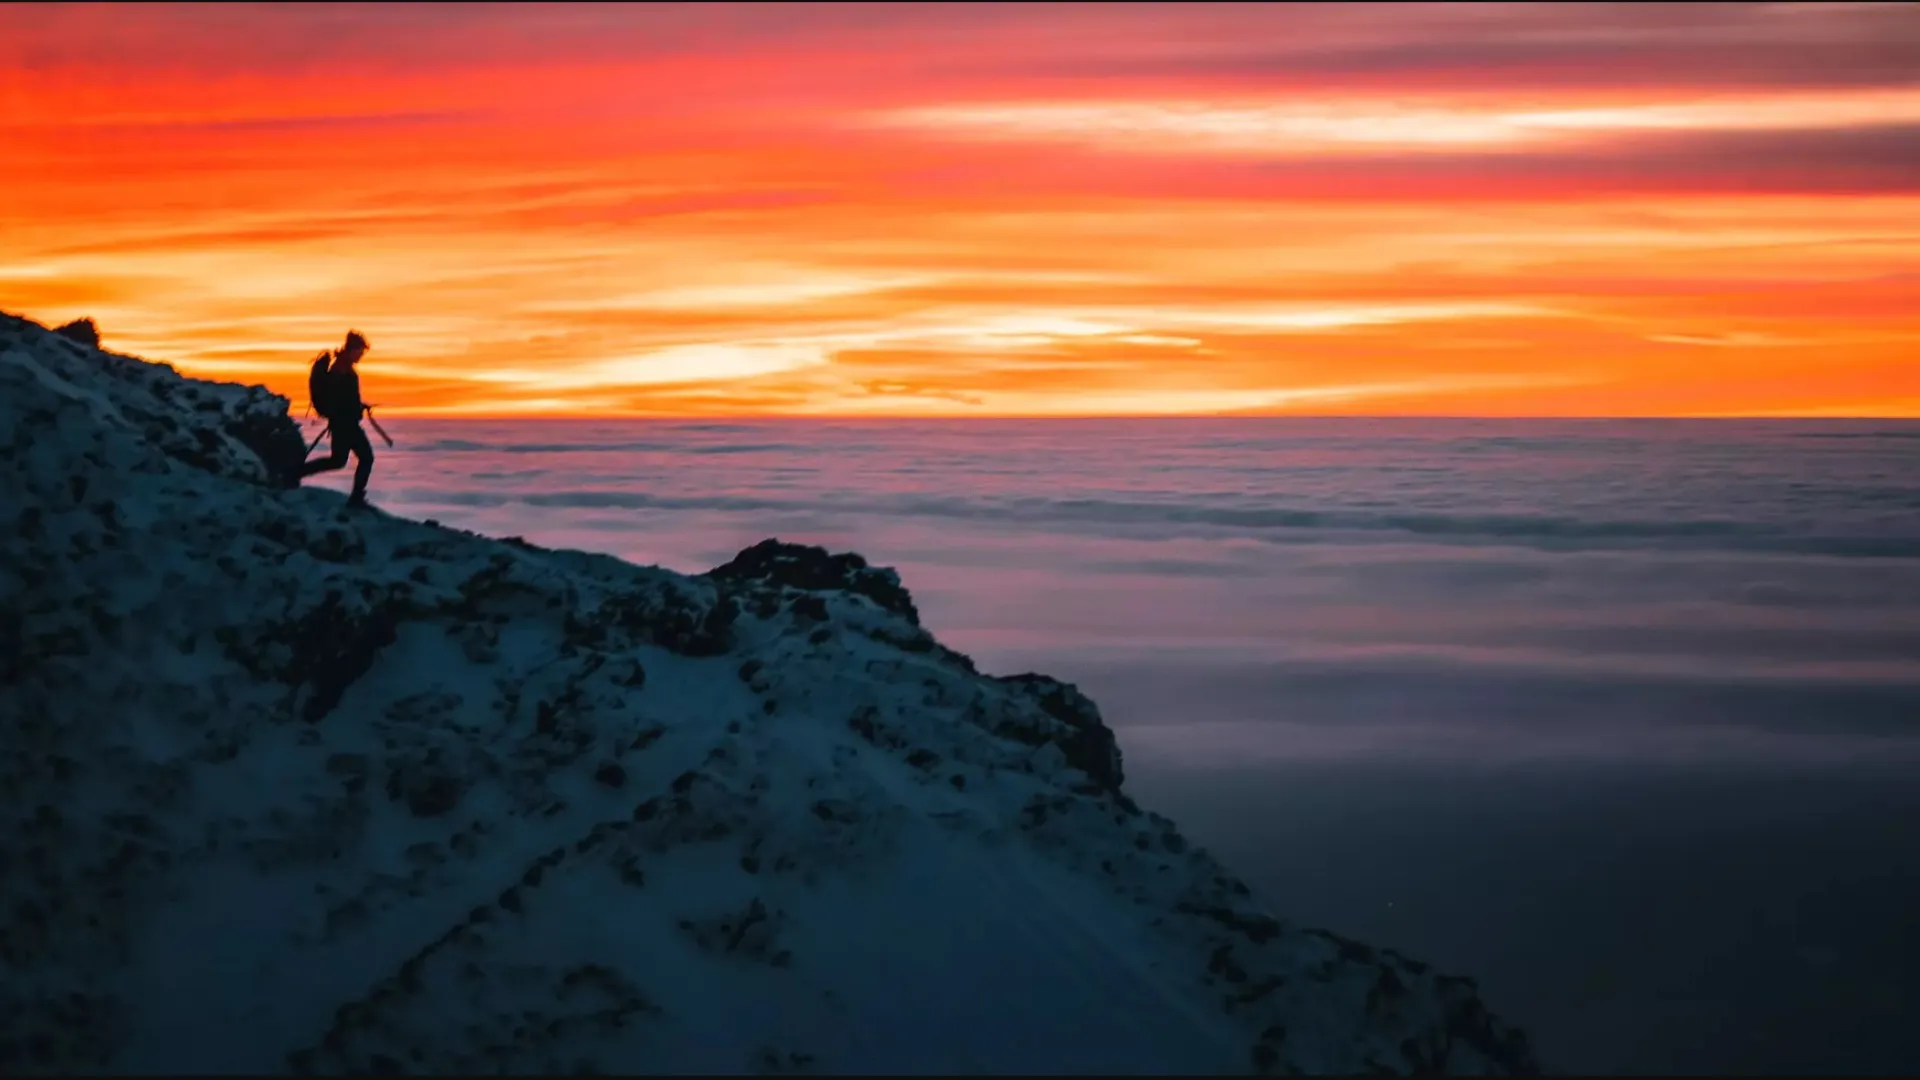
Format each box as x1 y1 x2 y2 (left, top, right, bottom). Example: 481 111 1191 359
15 307 1915 425
367 410 1920 422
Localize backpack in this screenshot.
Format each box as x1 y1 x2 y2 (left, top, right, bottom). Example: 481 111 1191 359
309 352 346 421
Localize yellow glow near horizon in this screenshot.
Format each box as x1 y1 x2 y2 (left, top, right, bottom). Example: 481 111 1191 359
881 87 1920 153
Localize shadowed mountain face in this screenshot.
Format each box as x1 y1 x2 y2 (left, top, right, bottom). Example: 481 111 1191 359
0 309 1536 1076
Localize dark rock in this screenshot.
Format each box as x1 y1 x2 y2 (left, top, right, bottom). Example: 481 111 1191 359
226 590 402 723
226 406 306 489
401 774 463 818
1370 965 1408 1011
1440 987 1541 1075
705 539 919 624
594 761 627 789
1177 902 1283 944
597 586 736 657
53 318 99 348
385 754 468 818
1308 928 1377 964
862 625 936 654
1234 976 1285 1006
930 642 979 674
993 674 1125 792
686 595 740 655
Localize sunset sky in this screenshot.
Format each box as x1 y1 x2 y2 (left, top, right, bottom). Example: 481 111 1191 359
4 1 1918 417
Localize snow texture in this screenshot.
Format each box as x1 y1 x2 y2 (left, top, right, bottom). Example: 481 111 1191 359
0 310 1539 1076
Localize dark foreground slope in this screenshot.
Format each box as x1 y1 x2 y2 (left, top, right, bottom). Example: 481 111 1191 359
0 311 1538 1076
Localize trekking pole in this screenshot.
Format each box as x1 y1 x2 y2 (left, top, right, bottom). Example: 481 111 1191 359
366 405 395 448
306 424 329 455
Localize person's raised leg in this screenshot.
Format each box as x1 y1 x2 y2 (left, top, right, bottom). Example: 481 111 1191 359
301 429 351 479
347 424 376 505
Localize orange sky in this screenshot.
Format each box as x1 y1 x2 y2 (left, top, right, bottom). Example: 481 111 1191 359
4 1 1918 418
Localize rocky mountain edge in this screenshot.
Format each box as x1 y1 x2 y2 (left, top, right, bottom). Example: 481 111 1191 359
0 310 1539 1076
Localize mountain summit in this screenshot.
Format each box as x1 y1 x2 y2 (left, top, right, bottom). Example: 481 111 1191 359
0 310 1538 1076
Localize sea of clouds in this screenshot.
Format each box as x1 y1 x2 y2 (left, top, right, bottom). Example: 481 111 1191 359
313 416 1920 1074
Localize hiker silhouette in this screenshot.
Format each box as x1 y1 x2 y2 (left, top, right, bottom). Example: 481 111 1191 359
300 330 389 508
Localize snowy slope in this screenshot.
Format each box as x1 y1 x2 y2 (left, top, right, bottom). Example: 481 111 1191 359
0 310 1540 1076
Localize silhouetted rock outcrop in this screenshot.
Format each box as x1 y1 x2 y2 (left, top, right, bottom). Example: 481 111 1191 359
707 538 921 623
53 317 99 348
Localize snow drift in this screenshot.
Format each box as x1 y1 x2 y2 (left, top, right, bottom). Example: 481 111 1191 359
0 310 1539 1076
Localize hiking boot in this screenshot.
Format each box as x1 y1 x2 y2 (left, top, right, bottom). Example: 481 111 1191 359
346 491 370 510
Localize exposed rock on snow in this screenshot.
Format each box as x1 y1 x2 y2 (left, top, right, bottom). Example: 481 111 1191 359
53 318 99 349
0 309 1540 1076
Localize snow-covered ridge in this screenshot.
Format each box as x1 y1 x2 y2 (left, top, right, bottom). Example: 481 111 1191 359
0 310 1539 1076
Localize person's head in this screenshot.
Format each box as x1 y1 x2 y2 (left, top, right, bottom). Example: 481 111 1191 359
339 330 370 366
